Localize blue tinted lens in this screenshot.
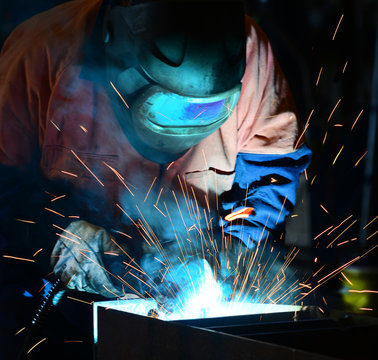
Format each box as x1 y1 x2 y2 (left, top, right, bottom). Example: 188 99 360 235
181 100 225 123
144 91 238 127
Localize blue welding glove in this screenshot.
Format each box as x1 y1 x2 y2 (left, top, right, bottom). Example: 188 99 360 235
220 145 312 247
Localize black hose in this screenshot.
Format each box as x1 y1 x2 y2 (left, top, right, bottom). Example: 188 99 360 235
17 278 65 359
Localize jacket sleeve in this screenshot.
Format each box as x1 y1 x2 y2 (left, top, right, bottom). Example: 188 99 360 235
0 19 69 281
219 17 312 247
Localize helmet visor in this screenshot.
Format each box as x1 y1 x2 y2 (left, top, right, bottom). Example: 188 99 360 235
134 85 241 129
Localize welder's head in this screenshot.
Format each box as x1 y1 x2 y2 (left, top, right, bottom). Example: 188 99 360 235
103 0 246 163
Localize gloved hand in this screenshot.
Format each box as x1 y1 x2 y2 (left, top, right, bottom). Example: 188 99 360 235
50 220 135 298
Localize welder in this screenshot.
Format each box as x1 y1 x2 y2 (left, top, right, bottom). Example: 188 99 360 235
0 0 311 358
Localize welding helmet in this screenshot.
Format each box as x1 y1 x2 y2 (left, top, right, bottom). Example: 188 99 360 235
103 0 246 163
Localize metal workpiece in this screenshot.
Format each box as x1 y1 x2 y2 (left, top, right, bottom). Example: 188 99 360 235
93 301 378 360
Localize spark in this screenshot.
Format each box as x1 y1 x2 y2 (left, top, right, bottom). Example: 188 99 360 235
56 233 80 245
364 215 378 229
50 119 61 131
80 125 88 133
275 196 287 224
68 215 80 218
310 175 317 186
319 204 329 214
38 280 50 293
103 162 134 196
53 224 82 239
315 66 323 87
154 257 166 266
314 225 333 240
304 168 308 181
102 284 120 297
110 240 150 287
153 204 166 217
166 162 175 170
160 267 169 283
322 132 328 145
2 255 35 263
66 296 94 305
312 265 325 277
129 272 152 290
340 271 353 285
351 109 364 130
327 98 341 122
294 109 313 149
326 219 357 248
317 257 360 284
192 108 207 120
113 230 132 239
144 177 157 202
332 14 344 40
327 215 353 235
110 81 129 108
349 289 378 294
27 338 47 354
332 145 344 166
104 251 119 256
33 248 43 257
337 238 357 246
45 191 57 198
298 254 362 302
342 60 349 74
223 102 233 114
299 283 311 289
134 224 152 246
200 150 209 194
122 261 146 275
322 296 328 305
116 203 138 226
15 327 26 335
360 308 373 311
51 194 66 202
367 230 378 241
45 207 65 217
60 170 78 178
64 341 84 343
16 218 36 224
354 151 367 167
155 187 164 206
156 111 174 121
71 150 104 186
67 273 76 286
314 257 318 263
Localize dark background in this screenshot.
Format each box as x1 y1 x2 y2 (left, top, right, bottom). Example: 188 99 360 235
1 0 377 313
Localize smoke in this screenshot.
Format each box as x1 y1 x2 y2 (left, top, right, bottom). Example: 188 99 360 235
117 180 299 318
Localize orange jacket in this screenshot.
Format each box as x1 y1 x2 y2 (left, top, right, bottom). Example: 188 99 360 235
0 0 308 245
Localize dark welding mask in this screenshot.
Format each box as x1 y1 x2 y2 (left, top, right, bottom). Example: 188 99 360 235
103 0 246 163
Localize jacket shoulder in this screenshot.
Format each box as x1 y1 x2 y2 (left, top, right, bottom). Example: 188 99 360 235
0 0 102 72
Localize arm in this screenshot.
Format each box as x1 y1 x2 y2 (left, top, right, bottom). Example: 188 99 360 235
219 17 312 248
